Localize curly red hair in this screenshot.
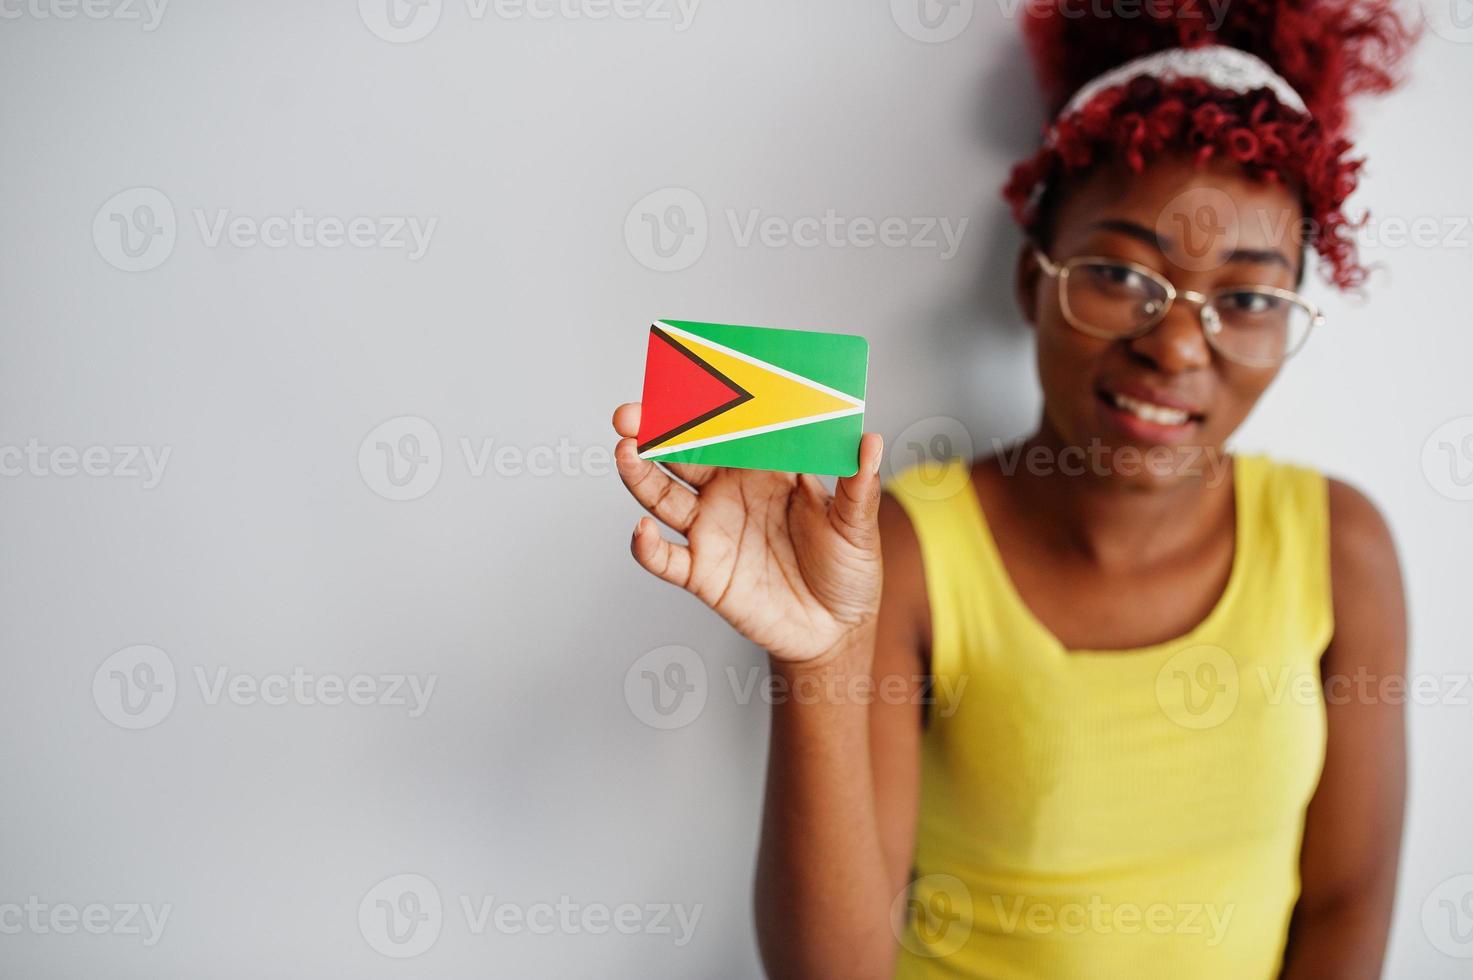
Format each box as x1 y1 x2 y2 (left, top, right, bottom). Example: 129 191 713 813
1002 0 1418 290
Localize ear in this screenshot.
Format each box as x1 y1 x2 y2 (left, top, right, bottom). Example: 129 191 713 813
1014 241 1042 328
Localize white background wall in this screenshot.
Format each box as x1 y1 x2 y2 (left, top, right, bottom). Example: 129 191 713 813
1 1 1469 977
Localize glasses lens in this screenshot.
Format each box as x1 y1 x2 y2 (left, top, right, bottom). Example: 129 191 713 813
1063 260 1170 337
1208 289 1316 366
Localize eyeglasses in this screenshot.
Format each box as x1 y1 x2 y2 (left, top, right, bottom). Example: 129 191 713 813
1032 247 1325 368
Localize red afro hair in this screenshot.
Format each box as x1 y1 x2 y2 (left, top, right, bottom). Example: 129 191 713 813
1002 0 1418 290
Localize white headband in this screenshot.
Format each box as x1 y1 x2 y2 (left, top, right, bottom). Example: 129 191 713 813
1058 45 1309 121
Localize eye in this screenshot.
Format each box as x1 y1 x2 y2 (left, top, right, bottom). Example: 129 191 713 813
1220 290 1283 315
1080 261 1155 294
1099 264 1147 289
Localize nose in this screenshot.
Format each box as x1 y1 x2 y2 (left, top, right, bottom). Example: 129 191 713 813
1125 296 1212 374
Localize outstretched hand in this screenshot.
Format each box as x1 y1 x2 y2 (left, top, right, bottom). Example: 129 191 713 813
613 401 885 664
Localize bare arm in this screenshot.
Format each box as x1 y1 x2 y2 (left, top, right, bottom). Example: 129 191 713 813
1280 480 1408 979
754 493 927 979
611 402 925 978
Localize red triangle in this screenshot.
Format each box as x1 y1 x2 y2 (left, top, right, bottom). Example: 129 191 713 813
637 327 749 452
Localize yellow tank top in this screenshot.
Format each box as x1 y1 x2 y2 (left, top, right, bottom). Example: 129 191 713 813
886 454 1333 980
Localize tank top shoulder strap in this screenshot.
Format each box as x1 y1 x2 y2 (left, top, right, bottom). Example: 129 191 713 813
1231 453 1336 659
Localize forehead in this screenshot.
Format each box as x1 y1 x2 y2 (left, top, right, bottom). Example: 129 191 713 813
1049 153 1303 263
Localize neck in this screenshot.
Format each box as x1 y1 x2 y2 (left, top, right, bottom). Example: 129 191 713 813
1001 419 1233 570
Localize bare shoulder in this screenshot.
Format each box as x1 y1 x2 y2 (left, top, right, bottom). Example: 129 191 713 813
1324 478 1406 671
1325 478 1400 575
878 488 932 663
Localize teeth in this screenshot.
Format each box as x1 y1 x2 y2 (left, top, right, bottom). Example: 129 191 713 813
1111 392 1191 426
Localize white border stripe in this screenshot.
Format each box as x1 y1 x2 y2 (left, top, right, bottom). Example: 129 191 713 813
639 405 864 459
654 321 865 408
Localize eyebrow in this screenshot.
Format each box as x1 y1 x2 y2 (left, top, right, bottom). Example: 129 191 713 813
1089 218 1294 270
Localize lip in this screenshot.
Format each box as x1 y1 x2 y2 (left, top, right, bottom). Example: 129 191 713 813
1101 381 1205 418
1095 382 1207 446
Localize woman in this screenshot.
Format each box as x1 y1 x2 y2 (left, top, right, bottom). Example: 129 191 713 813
613 1 1416 976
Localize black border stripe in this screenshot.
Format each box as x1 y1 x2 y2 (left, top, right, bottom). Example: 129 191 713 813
637 325 753 453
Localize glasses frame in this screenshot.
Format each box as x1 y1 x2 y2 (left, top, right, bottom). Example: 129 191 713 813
1032 247 1326 368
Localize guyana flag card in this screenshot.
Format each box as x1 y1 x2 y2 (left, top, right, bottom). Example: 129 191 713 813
635 320 869 477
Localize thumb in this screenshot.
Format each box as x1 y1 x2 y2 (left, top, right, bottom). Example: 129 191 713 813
829 433 884 550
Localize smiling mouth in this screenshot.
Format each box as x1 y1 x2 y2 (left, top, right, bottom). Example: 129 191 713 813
1097 388 1205 428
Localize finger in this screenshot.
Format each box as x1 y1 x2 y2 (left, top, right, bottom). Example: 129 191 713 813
631 516 692 588
612 403 718 487
612 402 641 439
662 460 719 488
615 438 700 534
829 433 884 550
